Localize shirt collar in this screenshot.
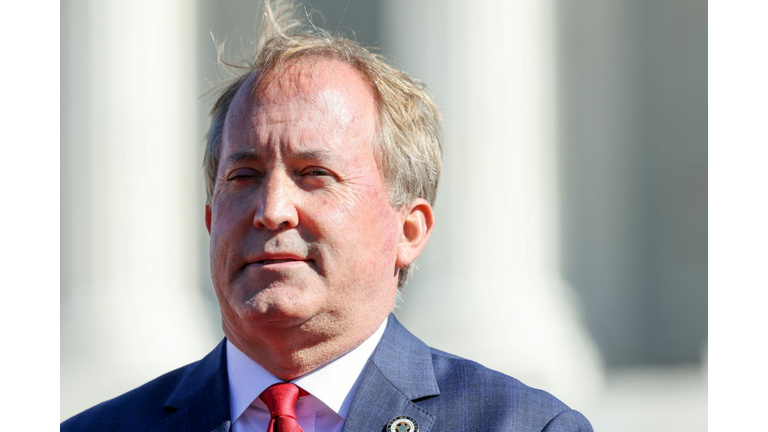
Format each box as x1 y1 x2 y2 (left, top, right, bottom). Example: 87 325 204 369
227 316 388 424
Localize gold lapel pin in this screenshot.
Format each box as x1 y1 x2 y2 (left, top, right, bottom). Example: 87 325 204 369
386 416 419 432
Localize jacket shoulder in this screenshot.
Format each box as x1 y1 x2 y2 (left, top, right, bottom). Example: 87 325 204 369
426 348 592 431
60 362 193 432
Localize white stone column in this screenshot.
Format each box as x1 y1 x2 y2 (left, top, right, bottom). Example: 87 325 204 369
61 0 218 420
382 0 603 408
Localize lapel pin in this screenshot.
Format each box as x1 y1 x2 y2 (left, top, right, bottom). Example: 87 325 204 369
386 416 419 432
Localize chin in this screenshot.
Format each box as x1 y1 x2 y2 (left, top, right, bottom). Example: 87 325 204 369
236 296 319 328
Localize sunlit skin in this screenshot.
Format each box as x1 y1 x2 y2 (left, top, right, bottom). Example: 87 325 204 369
205 59 434 380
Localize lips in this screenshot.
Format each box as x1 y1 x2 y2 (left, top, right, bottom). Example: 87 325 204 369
249 253 311 267
259 259 302 265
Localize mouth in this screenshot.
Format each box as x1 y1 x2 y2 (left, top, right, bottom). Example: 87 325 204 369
259 259 299 264
248 254 313 268
257 258 308 265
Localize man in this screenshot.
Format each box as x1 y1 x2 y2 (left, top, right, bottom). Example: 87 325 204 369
62 2 592 431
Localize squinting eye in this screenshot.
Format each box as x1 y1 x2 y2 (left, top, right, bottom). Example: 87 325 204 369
227 168 259 181
303 168 332 177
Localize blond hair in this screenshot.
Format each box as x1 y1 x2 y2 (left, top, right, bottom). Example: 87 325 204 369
204 1 442 288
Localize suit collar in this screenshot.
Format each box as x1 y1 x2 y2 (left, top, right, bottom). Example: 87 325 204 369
342 314 439 432
148 315 439 432
150 339 232 432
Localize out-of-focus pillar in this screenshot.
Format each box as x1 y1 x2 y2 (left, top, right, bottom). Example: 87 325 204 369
381 0 603 408
61 0 217 420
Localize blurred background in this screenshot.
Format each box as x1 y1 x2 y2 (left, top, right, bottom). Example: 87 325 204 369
61 0 707 430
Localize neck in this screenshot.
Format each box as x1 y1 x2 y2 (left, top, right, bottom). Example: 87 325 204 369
223 312 388 381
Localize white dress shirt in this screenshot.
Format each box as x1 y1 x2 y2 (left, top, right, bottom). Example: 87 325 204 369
227 317 388 432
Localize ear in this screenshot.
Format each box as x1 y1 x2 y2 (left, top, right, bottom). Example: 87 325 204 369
205 203 212 234
396 198 435 268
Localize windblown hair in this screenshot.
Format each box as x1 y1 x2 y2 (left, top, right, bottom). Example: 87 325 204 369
204 0 443 288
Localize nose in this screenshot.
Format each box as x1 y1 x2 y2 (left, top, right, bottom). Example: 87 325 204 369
253 172 299 231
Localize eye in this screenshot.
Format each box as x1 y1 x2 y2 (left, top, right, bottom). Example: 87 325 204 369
297 166 339 189
226 168 260 182
302 167 333 177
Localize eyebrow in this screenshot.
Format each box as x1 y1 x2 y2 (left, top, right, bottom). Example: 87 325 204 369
223 150 259 167
222 149 335 168
292 149 333 161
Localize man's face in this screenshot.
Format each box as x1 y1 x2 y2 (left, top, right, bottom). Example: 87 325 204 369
207 60 404 344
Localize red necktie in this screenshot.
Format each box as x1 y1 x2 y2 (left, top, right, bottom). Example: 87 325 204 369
259 383 306 432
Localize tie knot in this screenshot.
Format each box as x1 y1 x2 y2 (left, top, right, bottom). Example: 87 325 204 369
259 383 302 417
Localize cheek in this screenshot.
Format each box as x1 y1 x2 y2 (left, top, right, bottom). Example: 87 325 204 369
209 200 254 270
211 194 255 234
345 201 401 259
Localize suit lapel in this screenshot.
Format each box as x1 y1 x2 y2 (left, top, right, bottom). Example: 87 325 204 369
149 339 232 432
145 317 439 432
342 315 439 432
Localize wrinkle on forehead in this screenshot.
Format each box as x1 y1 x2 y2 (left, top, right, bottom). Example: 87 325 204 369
309 87 355 128
254 60 374 129
221 58 378 159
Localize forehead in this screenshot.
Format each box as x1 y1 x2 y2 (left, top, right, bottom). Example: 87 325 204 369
222 59 378 148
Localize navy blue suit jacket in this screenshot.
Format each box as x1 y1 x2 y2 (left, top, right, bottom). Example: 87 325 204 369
62 315 593 431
